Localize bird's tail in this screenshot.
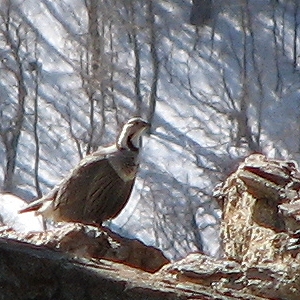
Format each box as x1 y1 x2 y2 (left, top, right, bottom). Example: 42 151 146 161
19 187 58 215
18 198 44 214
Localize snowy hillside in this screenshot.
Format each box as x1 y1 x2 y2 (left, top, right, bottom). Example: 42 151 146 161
0 0 300 260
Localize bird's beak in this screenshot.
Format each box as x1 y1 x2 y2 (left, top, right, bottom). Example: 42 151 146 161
135 121 150 137
141 121 151 136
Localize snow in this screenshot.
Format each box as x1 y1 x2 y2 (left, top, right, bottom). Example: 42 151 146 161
1 0 300 260
0 193 43 233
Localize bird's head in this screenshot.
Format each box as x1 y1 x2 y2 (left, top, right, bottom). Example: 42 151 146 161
117 117 150 151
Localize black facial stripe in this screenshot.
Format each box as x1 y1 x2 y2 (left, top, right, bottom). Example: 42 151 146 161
127 134 139 152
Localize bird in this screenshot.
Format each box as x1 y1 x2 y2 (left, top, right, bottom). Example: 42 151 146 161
20 117 150 226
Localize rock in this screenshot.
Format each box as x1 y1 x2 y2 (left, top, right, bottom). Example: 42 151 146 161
212 153 300 299
0 222 169 273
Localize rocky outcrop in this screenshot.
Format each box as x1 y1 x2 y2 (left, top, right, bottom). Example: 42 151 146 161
0 223 168 273
1 154 300 299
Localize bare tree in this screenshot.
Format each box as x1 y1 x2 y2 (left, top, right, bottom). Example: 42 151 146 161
0 2 27 192
147 1 159 127
84 0 103 154
190 0 213 26
293 1 299 70
31 41 42 198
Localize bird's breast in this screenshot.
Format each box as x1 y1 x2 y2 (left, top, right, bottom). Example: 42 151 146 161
107 152 139 182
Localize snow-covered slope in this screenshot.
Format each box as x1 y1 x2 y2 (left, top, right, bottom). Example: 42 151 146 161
0 193 43 232
0 0 299 259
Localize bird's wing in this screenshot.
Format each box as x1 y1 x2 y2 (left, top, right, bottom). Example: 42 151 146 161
52 153 134 223
51 150 110 206
85 159 135 221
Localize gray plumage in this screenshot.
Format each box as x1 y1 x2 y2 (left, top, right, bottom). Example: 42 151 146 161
20 117 149 225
